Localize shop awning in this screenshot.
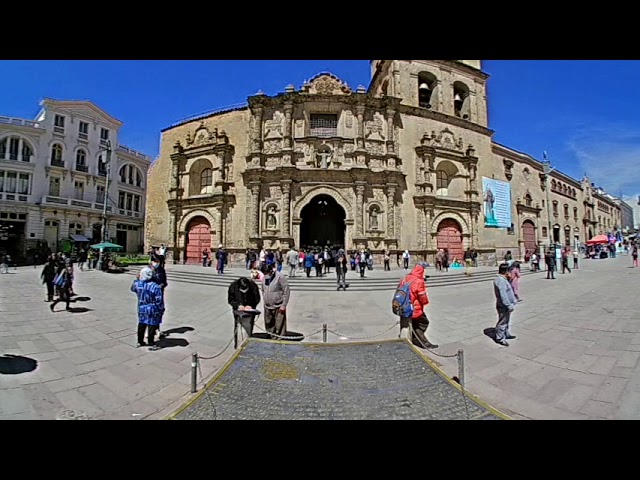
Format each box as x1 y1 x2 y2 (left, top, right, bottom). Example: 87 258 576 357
70 234 90 242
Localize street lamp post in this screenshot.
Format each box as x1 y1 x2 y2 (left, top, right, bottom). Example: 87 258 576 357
97 140 112 271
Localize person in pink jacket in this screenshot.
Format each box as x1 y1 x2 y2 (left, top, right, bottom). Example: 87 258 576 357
509 261 522 302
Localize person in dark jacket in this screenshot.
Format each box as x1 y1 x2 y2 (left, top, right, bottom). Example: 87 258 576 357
150 254 168 340
335 252 349 291
41 255 57 302
228 276 261 345
50 263 72 312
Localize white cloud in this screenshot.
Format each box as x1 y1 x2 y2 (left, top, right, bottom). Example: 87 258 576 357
566 123 640 197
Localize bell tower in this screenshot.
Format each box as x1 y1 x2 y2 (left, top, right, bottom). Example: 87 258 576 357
368 60 490 128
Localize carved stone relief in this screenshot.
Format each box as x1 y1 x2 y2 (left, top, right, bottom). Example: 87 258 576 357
294 119 304 137
420 128 465 152
345 110 354 128
366 141 385 156
268 185 282 199
263 139 282 155
365 112 386 141
264 111 285 139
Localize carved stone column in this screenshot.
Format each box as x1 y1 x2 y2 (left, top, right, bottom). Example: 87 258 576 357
250 183 261 238
283 103 293 149
386 184 396 238
355 182 366 236
385 109 395 154
252 106 264 153
424 208 432 250
356 105 365 150
281 181 291 237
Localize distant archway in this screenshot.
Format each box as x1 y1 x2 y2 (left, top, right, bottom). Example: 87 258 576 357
185 216 211 265
300 194 346 250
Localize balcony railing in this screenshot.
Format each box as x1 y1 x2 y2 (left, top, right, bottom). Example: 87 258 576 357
70 199 92 208
0 194 29 202
117 145 152 161
46 196 68 205
94 202 112 212
0 116 42 128
51 159 65 168
98 170 107 177
75 164 89 173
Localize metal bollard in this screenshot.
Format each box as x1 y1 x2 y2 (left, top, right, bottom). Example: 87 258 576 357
457 349 465 389
322 323 328 343
191 353 198 394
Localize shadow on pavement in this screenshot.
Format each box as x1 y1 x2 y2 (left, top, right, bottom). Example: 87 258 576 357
483 327 497 341
163 326 194 336
0 354 38 375
71 296 91 302
158 338 189 348
68 307 94 313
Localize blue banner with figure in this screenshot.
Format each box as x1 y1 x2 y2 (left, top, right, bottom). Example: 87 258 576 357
482 177 512 228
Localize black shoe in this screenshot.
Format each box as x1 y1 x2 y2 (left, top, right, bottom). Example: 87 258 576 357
159 332 167 339
496 339 509 346
506 335 516 340
337 286 341 291
49 303 55 312
136 342 147 348
424 342 439 349
149 345 162 351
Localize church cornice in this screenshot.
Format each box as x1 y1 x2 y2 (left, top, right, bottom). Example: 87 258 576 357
401 104 494 137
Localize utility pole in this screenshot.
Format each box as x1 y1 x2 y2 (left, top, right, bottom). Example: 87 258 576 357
542 151 558 269
97 140 112 271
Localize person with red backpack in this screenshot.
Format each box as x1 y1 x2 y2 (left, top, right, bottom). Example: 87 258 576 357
392 262 438 349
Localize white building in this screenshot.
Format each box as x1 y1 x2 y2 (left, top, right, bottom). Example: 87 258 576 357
0 98 150 262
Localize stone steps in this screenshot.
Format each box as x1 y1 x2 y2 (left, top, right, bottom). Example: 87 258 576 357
126 266 542 292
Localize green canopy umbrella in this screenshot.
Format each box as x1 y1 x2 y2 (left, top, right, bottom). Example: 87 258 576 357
90 242 124 250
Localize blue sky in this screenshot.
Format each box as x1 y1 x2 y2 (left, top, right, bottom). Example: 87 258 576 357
1 60 638 197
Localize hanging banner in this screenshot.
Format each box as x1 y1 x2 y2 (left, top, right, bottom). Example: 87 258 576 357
482 177 512 228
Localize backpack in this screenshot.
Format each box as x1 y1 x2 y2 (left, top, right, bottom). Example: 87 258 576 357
53 271 67 288
392 279 413 318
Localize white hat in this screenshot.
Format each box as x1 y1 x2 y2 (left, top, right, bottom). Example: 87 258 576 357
139 267 154 281
218 244 223 248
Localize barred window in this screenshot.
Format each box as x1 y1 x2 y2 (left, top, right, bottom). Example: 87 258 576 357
309 114 338 138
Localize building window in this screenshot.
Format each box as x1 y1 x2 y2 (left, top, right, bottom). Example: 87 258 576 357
309 114 338 138
96 185 105 204
118 191 125 209
552 201 558 215
49 177 61 197
542 226 548 237
78 121 89 138
0 136 33 162
200 168 213 191
573 207 578 220
119 164 142 187
76 149 87 171
133 195 140 212
100 128 110 141
0 171 3 192
98 155 107 176
74 181 84 200
18 173 29 195
436 170 449 196
54 114 65 128
51 144 63 166
551 180 557 191
69 222 84 235
564 204 569 217
136 170 142 188
525 194 533 207
126 193 133 211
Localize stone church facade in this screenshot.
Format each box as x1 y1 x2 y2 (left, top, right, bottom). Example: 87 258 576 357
145 60 621 265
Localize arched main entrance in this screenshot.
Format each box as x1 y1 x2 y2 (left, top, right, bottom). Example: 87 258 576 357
436 219 464 261
522 220 536 253
185 216 211 265
300 194 346 250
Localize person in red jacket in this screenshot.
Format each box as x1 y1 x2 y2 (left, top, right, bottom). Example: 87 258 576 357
399 262 439 349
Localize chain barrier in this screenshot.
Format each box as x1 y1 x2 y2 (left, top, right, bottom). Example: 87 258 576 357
197 337 234 360
251 323 324 341
326 321 400 341
409 323 470 420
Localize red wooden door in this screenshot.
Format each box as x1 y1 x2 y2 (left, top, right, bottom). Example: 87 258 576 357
186 217 211 265
522 221 536 253
436 219 464 261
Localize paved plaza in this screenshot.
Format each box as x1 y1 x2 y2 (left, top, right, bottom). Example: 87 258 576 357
1 255 640 420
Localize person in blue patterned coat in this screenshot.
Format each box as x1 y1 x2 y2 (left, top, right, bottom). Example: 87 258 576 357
131 266 165 350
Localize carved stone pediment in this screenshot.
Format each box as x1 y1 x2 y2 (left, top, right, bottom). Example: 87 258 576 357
185 122 227 148
264 111 285 139
419 127 465 152
301 72 352 95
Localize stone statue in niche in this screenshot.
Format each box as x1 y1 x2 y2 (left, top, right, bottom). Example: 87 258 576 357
369 206 380 230
267 206 278 230
316 147 333 169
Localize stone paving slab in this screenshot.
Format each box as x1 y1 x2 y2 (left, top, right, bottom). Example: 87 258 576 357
2 255 640 420
171 339 506 420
